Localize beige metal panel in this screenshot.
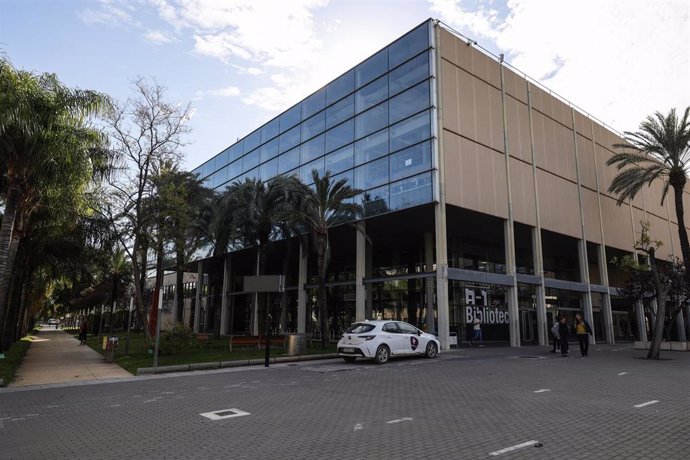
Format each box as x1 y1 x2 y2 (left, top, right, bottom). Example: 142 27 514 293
443 131 509 218
670 221 682 256
577 133 597 190
530 84 550 118
532 110 547 170
631 207 645 242
483 52 501 90
505 95 532 163
600 195 635 250
440 60 461 134
552 98 573 129
474 77 492 148
503 66 527 104
458 68 477 141
647 213 674 260
683 192 690 228
536 169 580 238
555 122 577 183
644 180 668 219
582 188 603 243
594 143 616 196
489 82 504 152
510 158 537 226
439 28 470 68
574 111 592 139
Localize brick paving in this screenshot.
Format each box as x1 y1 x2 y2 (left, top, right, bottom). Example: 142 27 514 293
1 344 689 459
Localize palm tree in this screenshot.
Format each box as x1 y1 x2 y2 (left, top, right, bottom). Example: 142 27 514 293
0 59 111 348
607 107 690 274
289 170 362 348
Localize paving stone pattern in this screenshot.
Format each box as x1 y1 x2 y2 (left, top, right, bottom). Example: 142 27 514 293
1 345 689 459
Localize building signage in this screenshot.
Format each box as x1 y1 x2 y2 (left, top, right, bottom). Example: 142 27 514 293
465 288 509 325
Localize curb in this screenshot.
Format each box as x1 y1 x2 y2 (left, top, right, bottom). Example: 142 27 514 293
136 353 339 375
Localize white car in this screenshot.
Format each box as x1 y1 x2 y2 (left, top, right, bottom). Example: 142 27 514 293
337 320 440 364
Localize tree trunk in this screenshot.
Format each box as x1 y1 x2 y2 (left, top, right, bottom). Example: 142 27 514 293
671 183 690 275
647 292 667 359
316 233 329 349
0 184 20 351
175 245 184 324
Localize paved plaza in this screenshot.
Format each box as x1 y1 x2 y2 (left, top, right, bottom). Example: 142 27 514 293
1 343 689 459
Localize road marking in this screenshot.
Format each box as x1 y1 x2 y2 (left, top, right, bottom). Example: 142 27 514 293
634 400 659 408
10 418 25 422
354 423 364 432
199 408 251 421
25 414 39 417
618 372 628 376
489 440 541 456
386 417 413 424
143 397 163 404
534 389 550 393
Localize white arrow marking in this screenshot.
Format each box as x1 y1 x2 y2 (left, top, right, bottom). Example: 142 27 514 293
534 389 550 393
489 440 540 456
354 423 364 432
634 400 659 408
386 417 413 424
618 372 628 376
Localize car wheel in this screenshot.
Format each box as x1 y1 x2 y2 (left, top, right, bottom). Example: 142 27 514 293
375 345 390 364
342 356 357 363
425 341 438 359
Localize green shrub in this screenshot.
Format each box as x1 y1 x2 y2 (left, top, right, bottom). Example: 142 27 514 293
0 340 31 386
160 323 195 355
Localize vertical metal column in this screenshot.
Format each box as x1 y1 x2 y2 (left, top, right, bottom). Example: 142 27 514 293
251 250 260 336
425 233 436 335
355 221 366 322
297 243 308 334
220 255 231 336
193 261 203 333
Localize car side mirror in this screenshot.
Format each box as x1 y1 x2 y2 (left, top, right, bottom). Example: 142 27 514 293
417 330 422 336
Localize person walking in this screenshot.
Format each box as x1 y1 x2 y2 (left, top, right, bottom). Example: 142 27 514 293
470 316 483 347
574 313 593 357
550 319 560 353
557 316 570 357
78 316 88 345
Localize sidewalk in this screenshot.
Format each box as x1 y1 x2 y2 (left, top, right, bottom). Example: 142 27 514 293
9 326 132 387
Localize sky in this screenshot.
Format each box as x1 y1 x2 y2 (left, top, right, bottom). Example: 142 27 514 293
1 0 688 171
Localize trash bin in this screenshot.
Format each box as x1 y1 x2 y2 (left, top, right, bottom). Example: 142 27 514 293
104 336 119 362
286 333 307 356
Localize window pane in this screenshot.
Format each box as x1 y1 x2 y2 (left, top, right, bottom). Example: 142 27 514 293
326 94 354 129
277 147 300 174
355 102 388 139
389 141 432 181
355 75 388 113
300 157 325 184
213 149 229 172
389 80 430 124
259 138 279 163
301 111 325 140
300 134 325 163
389 22 429 69
259 157 278 181
390 110 430 152
280 104 301 133
326 69 354 105
325 145 354 175
302 88 326 119
332 169 354 188
389 172 432 210
242 149 259 172
279 125 301 153
359 184 389 217
389 52 430 96
228 159 242 181
355 48 388 88
261 118 279 143
245 129 261 153
355 156 389 190
355 129 388 165
229 141 245 162
325 119 354 153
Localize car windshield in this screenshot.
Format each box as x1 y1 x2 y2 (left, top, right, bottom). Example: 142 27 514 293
345 323 376 334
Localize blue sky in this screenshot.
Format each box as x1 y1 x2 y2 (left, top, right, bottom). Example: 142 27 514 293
1 0 688 170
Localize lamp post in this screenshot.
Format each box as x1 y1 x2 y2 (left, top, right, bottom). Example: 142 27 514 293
153 290 163 369
125 296 133 355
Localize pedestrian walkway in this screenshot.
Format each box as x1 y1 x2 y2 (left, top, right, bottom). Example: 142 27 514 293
9 326 131 387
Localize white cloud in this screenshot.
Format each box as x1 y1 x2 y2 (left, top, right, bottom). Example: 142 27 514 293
431 0 690 132
195 86 242 100
78 0 138 27
144 30 174 44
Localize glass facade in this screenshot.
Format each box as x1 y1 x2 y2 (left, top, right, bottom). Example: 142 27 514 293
192 21 435 219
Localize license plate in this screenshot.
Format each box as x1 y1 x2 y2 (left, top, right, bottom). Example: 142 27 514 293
342 347 355 353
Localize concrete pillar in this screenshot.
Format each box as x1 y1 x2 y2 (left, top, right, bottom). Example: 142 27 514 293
251 250 260 336
532 227 547 346
505 220 520 347
220 255 231 335
193 261 203 333
578 239 595 345
425 233 436 334
636 300 648 343
597 244 615 344
355 221 366 322
297 243 308 333
676 307 686 342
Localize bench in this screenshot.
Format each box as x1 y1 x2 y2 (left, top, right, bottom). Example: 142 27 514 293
228 335 285 351
196 333 211 348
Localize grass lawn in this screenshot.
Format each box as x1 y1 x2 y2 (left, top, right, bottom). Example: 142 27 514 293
81 332 337 374
0 335 33 386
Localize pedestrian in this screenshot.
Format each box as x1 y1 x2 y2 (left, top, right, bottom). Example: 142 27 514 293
557 315 570 357
470 316 483 347
574 313 593 357
550 319 560 353
79 316 88 345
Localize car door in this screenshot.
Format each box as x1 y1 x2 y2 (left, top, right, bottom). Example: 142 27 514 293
381 322 404 355
397 322 423 355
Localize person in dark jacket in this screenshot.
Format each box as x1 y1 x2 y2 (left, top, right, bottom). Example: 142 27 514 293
78 316 88 345
574 313 593 357
557 316 570 357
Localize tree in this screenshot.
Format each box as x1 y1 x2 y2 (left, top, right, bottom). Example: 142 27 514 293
288 170 362 348
101 77 192 345
0 59 111 349
616 222 689 359
607 108 690 274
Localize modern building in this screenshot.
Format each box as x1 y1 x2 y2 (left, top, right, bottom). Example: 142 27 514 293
183 19 687 348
